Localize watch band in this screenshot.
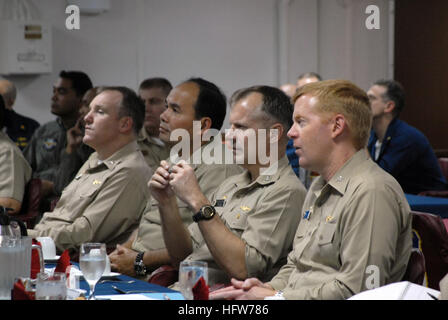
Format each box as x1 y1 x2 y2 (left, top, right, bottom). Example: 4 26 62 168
134 251 147 276
193 205 216 222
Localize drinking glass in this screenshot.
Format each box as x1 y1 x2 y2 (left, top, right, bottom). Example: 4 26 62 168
79 243 106 300
178 260 208 300
35 272 67 300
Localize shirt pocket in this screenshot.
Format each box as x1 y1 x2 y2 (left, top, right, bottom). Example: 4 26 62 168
225 208 249 237
317 222 337 246
79 182 103 198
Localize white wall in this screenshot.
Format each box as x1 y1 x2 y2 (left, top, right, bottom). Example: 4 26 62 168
0 0 392 129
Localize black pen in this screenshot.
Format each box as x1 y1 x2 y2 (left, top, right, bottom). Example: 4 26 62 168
427 292 439 300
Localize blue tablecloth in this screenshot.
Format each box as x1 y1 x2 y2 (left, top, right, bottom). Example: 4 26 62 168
405 193 448 218
46 262 183 299
80 273 178 296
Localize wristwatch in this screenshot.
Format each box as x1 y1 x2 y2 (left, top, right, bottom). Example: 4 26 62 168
193 205 216 222
134 251 147 276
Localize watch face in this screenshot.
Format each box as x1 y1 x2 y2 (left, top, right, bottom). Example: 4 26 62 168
203 206 215 218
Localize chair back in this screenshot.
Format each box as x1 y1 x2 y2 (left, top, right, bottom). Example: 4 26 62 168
147 265 178 287
402 249 426 285
411 210 448 290
16 178 43 229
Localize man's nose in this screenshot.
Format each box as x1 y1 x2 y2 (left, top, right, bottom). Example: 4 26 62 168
287 125 297 139
160 109 169 123
84 111 93 123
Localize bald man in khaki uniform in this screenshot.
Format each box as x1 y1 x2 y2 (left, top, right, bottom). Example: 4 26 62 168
0 131 32 214
182 155 305 285
28 87 152 254
211 80 412 300
150 85 306 286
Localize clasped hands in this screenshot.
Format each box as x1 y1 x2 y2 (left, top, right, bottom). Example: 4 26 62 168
209 278 277 300
148 160 202 208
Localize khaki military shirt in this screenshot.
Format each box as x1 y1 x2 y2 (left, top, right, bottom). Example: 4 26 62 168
137 127 170 170
268 150 412 300
183 156 307 285
28 141 152 253
0 132 32 201
132 142 243 253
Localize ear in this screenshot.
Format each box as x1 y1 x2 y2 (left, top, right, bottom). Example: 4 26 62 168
384 100 396 114
199 117 212 134
269 123 284 144
330 114 346 139
119 116 133 133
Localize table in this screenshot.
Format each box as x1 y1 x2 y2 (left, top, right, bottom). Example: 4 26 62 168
405 193 448 218
47 262 184 300
80 273 181 298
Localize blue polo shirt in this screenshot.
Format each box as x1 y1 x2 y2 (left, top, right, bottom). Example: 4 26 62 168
368 118 447 194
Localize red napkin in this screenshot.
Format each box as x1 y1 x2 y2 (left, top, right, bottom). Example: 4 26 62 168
55 249 71 275
12 279 35 300
31 239 42 279
192 276 209 300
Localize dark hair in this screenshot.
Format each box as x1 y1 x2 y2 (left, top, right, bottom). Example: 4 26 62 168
0 95 5 129
230 85 293 138
183 77 227 131
297 72 322 81
139 77 172 97
373 79 405 116
59 70 93 97
100 86 145 135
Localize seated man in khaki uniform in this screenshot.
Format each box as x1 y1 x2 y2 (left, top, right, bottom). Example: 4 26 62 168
27 87 152 255
211 80 412 300
150 85 307 286
0 96 32 214
109 78 243 277
137 77 172 170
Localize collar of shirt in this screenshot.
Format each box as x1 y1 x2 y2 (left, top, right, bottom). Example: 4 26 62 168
86 140 140 171
55 117 67 132
231 156 290 193
137 127 166 147
311 149 370 198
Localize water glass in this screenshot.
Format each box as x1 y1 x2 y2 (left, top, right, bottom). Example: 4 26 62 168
35 272 67 300
179 260 208 300
79 243 106 300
